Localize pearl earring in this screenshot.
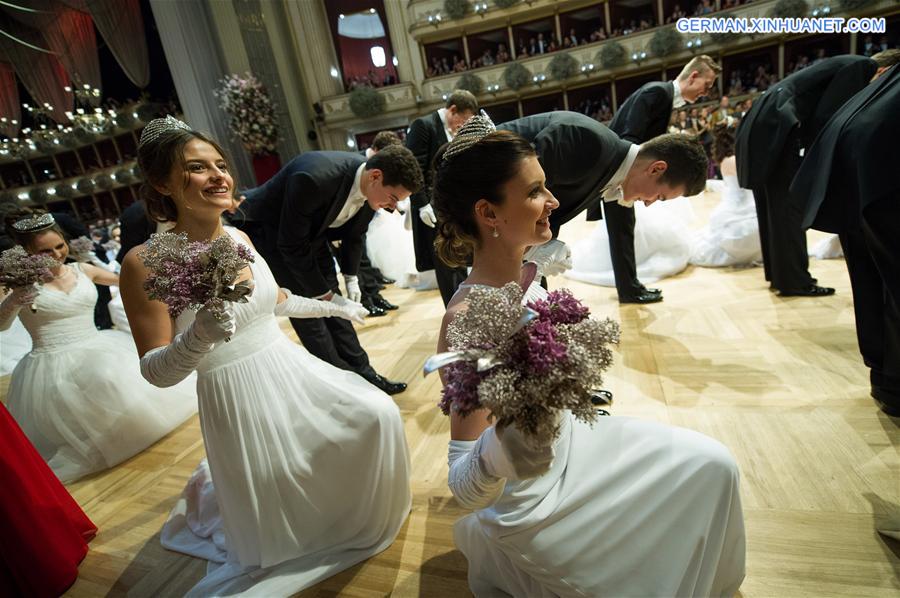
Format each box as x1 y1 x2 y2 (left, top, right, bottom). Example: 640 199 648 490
492 226 500 238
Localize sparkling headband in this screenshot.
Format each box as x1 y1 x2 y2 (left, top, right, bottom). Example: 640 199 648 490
12 212 55 233
139 115 192 148
442 110 497 163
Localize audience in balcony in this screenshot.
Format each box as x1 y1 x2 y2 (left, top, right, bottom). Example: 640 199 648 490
861 35 893 57
666 4 688 24
346 68 399 90
574 96 613 123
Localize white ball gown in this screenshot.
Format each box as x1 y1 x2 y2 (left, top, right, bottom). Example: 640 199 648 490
5 263 197 482
0 317 31 376
690 175 763 267
449 284 746 597
809 234 843 259
366 203 438 290
161 227 412 596
565 197 695 287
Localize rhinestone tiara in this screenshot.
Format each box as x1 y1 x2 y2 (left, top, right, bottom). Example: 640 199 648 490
442 110 497 163
139 115 192 148
12 212 55 233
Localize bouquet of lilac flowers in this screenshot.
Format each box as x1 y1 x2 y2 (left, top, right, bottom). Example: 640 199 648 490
0 245 58 312
140 232 255 332
67 236 96 263
426 282 620 446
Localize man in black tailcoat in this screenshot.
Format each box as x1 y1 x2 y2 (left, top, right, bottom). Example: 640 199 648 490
735 54 879 297
586 55 721 303
791 54 900 416
236 146 423 395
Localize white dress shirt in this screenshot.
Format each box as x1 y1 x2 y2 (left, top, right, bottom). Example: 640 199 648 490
330 163 368 229
437 108 453 142
601 144 641 208
672 80 686 109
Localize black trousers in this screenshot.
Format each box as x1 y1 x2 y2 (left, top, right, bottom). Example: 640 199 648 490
752 144 814 291
600 200 643 299
839 197 900 393
245 223 376 379
357 249 384 302
434 255 468 307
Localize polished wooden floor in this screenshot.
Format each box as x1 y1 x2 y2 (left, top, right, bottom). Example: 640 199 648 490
2 189 898 597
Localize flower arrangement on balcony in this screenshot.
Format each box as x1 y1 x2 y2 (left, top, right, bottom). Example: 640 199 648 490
215 72 279 156
494 0 520 8
598 42 627 69
838 0 875 8
444 0 470 20
503 62 531 91
649 27 684 59
709 31 743 44
769 0 809 18
457 72 485 95
349 86 387 118
548 53 579 81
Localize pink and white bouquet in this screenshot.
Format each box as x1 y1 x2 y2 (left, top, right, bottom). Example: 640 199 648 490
215 72 279 155
67 236 96 263
140 232 255 326
425 282 620 446
0 245 58 312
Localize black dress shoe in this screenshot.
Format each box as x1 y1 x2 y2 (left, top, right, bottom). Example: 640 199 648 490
619 289 663 304
375 274 396 285
590 390 613 406
361 297 387 317
872 386 900 417
366 373 407 395
372 294 399 311
776 284 835 297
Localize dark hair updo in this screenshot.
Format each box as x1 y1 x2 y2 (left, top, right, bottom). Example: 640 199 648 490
712 123 735 164
431 130 536 268
137 128 234 223
3 207 67 251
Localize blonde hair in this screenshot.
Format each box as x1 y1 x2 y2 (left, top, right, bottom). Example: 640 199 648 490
678 55 722 80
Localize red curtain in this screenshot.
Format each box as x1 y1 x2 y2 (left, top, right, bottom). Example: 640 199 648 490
0 62 20 137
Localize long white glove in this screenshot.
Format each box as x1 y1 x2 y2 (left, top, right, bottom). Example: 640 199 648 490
447 424 555 510
524 239 573 277
419 203 437 228
139 306 235 387
275 287 367 324
0 286 39 331
343 274 361 303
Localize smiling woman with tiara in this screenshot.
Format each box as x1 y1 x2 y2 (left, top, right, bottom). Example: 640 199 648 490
0 208 197 483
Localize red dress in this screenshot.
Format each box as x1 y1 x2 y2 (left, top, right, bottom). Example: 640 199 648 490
0 403 96 597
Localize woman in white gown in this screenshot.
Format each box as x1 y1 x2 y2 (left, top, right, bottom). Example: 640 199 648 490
431 117 745 597
119 118 411 596
565 196 695 287
690 125 763 267
0 210 196 482
366 199 438 290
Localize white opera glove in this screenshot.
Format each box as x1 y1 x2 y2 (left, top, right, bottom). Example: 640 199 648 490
523 239 573 278
0 285 39 330
343 274 361 303
274 287 367 324
139 306 235 387
419 203 437 228
492 423 555 479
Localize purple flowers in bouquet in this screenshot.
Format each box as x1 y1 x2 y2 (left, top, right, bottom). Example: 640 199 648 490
215 72 279 155
67 236 96 263
0 246 58 312
427 282 620 446
140 232 255 326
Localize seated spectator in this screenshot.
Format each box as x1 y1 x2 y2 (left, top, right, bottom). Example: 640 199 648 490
567 28 579 46
480 49 495 67
496 43 511 63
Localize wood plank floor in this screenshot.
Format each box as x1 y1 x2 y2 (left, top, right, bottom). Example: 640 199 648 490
3 188 898 597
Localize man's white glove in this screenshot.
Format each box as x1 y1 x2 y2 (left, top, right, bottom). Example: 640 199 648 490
0 285 40 330
139 305 235 387
419 203 437 228
523 239 573 277
343 274 361 303
275 288 367 324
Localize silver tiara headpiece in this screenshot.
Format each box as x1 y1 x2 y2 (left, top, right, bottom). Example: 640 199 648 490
442 110 496 163
12 212 55 232
139 115 192 148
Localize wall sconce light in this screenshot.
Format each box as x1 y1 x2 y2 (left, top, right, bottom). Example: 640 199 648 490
631 50 647 64
441 92 450 101
474 1 488 16
532 73 547 85
426 11 443 26
685 37 702 51
811 3 831 17
580 63 596 75
487 83 501 94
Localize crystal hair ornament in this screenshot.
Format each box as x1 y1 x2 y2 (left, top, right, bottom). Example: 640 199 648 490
139 115 192 148
11 212 55 233
442 110 497 163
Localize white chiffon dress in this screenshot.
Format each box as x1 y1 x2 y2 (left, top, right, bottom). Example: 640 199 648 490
449 283 746 597
565 197 695 287
0 317 31 375
366 204 438 290
161 227 412 596
690 176 763 267
5 263 197 482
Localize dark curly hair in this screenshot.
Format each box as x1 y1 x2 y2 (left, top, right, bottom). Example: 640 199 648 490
637 133 709 197
365 144 424 194
137 128 235 223
712 123 736 164
431 130 536 268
